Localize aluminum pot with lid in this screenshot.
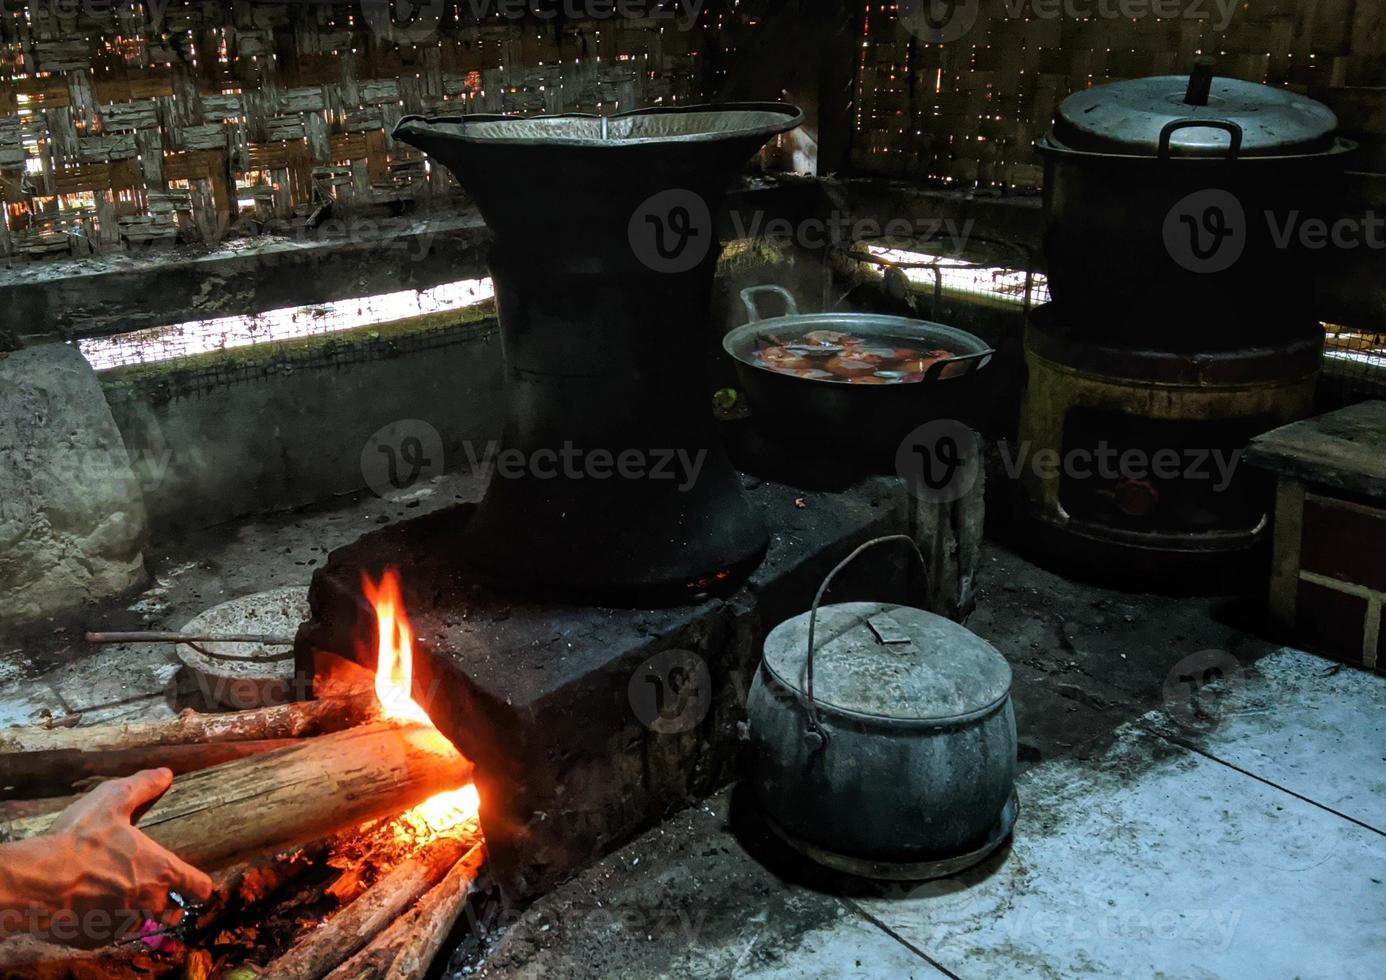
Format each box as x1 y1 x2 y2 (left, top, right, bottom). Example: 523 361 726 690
1037 58 1355 340
746 536 1017 879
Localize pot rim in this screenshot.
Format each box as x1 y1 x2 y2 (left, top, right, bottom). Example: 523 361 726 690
1035 134 1358 164
758 659 1013 728
395 101 805 149
722 312 993 387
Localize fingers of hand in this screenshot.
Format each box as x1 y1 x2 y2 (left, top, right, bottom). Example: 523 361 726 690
111 768 175 817
145 837 213 904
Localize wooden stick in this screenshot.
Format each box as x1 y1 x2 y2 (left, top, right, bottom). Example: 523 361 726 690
0 694 379 755
325 842 487 980
1 722 474 869
85 631 296 647
262 835 474 980
2 738 300 799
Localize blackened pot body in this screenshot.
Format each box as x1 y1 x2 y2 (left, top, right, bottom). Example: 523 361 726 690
393 104 803 599
1038 140 1353 345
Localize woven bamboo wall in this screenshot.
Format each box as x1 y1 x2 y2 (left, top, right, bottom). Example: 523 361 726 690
0 1 719 259
854 0 1386 190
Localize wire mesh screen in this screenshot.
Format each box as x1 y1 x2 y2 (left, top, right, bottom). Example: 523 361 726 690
1322 324 1386 404
853 0 1384 191
0 1 723 260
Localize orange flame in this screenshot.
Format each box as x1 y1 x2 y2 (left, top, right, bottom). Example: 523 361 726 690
363 569 479 837
363 569 431 725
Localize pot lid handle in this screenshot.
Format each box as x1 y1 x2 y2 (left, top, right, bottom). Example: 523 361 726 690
802 534 930 751
1184 56 1216 107
1157 118 1244 161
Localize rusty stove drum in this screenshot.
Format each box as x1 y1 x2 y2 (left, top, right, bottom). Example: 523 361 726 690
746 536 1018 879
394 104 803 601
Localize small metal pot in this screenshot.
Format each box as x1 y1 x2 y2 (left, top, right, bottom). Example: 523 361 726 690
1038 60 1355 339
723 286 994 456
746 536 1017 878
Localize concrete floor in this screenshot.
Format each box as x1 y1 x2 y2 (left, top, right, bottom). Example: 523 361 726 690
464 648 1385 979
2 474 1382 978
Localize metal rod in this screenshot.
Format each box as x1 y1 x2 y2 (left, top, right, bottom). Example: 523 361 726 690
85 631 296 646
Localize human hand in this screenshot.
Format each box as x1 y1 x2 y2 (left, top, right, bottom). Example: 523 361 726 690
0 768 213 948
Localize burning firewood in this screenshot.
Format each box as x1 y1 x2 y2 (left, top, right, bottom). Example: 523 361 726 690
259 835 478 979
325 842 487 980
2 721 474 869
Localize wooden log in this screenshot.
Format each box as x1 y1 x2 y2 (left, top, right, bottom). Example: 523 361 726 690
0 694 379 755
262 835 474 980
325 842 487 980
0 795 74 825
2 738 301 799
1 722 474 869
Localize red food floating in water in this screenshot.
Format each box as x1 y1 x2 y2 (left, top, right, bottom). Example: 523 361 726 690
758 345 812 370
826 354 878 378
750 331 959 384
802 329 856 347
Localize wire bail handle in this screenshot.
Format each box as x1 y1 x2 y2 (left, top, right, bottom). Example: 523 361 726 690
801 534 930 751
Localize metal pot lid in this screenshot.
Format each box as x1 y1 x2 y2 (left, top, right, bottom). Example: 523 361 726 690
763 601 1012 723
1052 72 1338 158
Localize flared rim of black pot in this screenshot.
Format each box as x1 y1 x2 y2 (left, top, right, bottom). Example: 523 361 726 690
394 101 804 149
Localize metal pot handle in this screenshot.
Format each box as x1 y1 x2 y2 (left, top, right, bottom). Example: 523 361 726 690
1156 118 1243 161
922 348 996 382
740 284 800 323
801 534 929 751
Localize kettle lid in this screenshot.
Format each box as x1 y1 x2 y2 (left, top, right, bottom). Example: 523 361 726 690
762 601 1012 723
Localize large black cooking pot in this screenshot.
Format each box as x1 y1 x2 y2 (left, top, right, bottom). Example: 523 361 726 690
723 285 993 458
1038 60 1355 342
